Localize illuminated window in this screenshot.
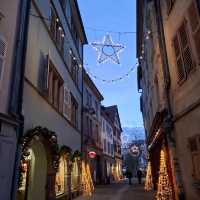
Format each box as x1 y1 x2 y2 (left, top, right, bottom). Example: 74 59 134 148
55 155 68 196
71 158 79 191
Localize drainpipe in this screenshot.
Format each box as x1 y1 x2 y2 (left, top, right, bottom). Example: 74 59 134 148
10 0 31 199
196 0 200 15
154 0 185 199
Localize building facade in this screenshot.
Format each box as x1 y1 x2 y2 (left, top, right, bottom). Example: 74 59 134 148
101 107 115 183
15 0 87 200
137 0 200 199
102 106 122 182
0 0 29 199
83 69 104 185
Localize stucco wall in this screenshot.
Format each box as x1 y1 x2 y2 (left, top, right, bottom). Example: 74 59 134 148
0 0 20 113
23 82 81 151
174 107 200 200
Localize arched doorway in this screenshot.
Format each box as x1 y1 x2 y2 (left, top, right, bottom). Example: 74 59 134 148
16 127 59 200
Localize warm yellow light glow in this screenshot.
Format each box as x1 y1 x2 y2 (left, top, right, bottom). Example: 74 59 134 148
81 161 94 196
156 150 173 200
144 161 153 191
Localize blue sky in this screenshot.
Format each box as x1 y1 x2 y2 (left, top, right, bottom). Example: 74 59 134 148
78 0 143 128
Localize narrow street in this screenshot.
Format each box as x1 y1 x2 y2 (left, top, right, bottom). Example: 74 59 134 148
77 179 155 200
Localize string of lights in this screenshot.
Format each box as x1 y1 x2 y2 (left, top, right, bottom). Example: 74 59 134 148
84 63 138 84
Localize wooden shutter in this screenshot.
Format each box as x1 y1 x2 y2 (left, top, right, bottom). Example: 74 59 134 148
188 1 200 61
59 84 64 113
38 54 49 95
178 21 194 73
0 36 6 83
173 34 185 81
63 86 71 120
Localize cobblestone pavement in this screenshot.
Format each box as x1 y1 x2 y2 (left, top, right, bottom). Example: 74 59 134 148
76 179 155 200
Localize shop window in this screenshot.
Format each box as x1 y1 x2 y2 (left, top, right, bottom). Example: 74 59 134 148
71 159 79 191
173 20 194 83
55 155 68 196
189 135 200 180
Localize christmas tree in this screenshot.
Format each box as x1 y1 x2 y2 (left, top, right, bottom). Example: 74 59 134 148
81 161 94 196
144 161 153 191
156 150 173 200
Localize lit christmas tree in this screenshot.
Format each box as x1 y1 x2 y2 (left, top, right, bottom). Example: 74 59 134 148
81 161 94 196
144 161 153 191
156 150 173 200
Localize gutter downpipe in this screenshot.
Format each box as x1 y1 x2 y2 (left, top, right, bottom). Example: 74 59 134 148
154 0 185 199
10 0 31 199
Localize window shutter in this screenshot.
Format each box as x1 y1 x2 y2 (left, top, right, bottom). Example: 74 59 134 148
188 1 200 61
0 36 6 83
59 85 64 113
38 54 49 95
178 22 194 73
63 86 71 120
173 35 185 81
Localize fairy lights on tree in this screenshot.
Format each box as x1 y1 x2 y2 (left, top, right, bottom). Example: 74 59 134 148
81 161 94 196
144 161 153 191
156 150 173 200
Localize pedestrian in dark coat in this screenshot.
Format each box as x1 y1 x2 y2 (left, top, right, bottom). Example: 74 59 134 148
137 169 142 184
126 170 133 185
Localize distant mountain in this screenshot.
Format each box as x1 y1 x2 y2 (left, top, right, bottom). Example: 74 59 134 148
122 127 145 145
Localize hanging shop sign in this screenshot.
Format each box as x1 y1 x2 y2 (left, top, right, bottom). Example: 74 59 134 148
88 151 97 159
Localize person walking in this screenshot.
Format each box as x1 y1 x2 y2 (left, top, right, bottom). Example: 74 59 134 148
137 169 142 184
126 170 133 185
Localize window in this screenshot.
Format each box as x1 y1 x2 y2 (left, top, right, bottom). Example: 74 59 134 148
94 100 99 116
166 0 176 13
188 1 200 61
50 7 65 54
86 115 89 136
59 0 66 10
86 89 92 107
173 20 194 82
188 135 200 180
47 60 64 110
70 52 79 85
89 119 93 137
71 19 79 49
71 94 78 127
63 86 71 120
104 139 107 152
0 36 6 86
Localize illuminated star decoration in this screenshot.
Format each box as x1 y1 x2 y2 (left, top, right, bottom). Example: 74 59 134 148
91 34 125 64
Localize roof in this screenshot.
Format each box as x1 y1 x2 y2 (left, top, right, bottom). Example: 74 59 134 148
83 68 104 101
73 0 88 44
136 0 144 58
101 105 122 132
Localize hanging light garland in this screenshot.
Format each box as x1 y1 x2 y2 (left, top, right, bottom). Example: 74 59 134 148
85 63 138 84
